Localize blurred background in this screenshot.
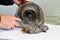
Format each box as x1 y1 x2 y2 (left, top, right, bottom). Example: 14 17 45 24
0 0 60 25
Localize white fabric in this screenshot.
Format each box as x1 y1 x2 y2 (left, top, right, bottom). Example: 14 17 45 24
0 24 60 40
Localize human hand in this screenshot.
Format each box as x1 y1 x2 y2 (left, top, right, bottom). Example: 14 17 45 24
13 0 29 6
0 14 21 29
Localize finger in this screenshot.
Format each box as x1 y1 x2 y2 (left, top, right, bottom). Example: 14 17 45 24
6 25 14 30
11 26 15 29
13 17 21 22
15 18 21 22
0 23 9 29
0 23 5 29
14 22 20 27
5 23 14 29
13 0 20 5
25 0 29 1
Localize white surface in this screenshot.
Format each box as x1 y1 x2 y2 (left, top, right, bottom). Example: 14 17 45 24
0 24 60 40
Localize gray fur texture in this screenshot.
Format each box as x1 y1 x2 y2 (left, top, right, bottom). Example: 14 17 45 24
15 2 49 34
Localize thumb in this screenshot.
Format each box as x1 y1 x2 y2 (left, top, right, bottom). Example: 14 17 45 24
0 23 5 29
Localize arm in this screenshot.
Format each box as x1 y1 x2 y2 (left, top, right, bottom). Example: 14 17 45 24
0 0 14 5
0 0 29 6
